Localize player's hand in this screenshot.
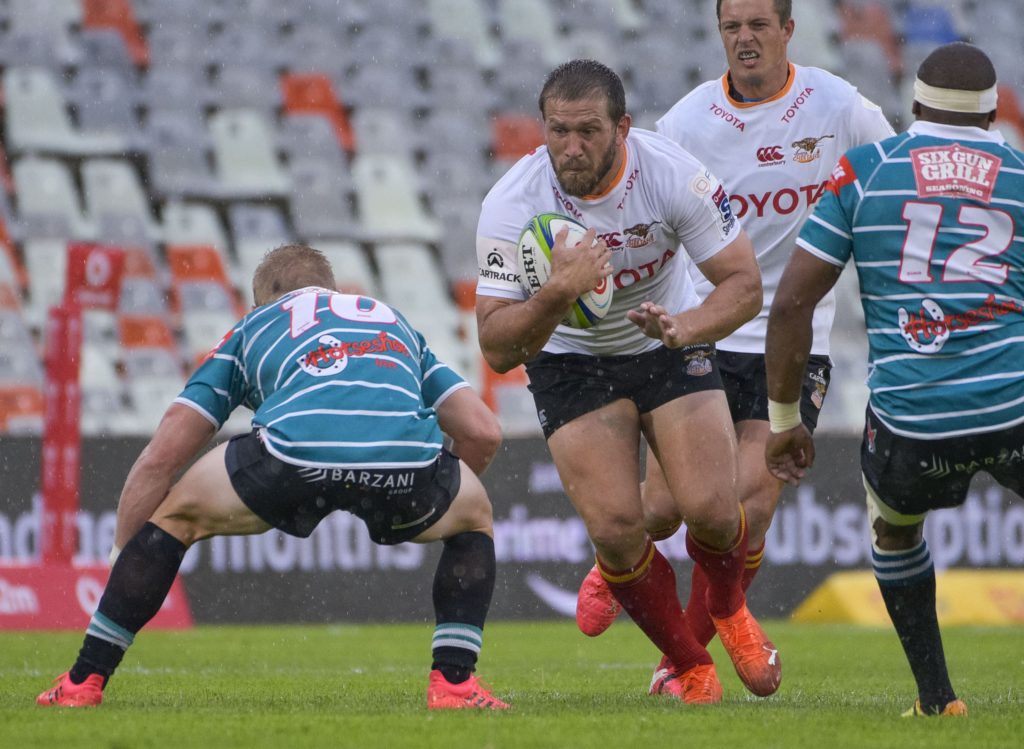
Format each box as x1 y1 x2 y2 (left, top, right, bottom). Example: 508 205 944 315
765 426 815 486
626 302 687 347
550 227 612 298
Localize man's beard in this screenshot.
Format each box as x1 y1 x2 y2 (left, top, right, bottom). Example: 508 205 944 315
555 142 617 197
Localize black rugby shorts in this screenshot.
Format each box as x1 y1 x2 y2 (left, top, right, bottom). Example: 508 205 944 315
717 350 832 432
861 406 1024 516
525 343 722 438
225 430 461 544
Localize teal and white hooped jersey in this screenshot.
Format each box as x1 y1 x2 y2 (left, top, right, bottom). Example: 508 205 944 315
797 121 1024 438
175 287 469 467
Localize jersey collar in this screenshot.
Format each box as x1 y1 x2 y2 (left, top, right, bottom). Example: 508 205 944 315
908 120 1006 144
581 143 629 201
720 63 796 109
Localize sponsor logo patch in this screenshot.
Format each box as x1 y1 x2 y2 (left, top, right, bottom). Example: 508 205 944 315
757 145 785 166
911 144 1001 203
685 350 713 377
792 134 834 164
897 294 1021 353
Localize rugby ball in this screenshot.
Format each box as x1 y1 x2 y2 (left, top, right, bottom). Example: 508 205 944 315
516 213 613 329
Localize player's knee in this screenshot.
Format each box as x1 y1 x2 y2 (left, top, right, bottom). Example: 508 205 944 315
149 489 210 546
450 485 495 535
871 516 922 552
587 511 646 556
681 490 740 546
149 510 202 547
643 508 682 539
640 480 679 528
865 478 925 552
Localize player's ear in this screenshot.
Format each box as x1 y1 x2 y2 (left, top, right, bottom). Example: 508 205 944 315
782 17 795 43
616 113 631 144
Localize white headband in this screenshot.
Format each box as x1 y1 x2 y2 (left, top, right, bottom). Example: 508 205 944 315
914 78 998 113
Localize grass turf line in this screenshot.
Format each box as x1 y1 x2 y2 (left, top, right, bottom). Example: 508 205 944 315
2 621 1021 749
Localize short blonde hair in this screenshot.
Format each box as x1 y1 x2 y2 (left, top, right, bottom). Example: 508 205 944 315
252 244 336 306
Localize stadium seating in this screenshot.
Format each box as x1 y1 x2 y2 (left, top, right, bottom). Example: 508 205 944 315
3 67 126 156
427 0 500 70
496 0 564 68
351 154 442 243
288 163 358 242
1 0 1020 436
66 68 144 154
144 114 218 199
208 109 292 199
80 0 149 66
319 240 379 298
280 74 357 154
81 159 163 243
13 158 95 241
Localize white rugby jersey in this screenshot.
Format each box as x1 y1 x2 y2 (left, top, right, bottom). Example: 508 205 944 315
657 63 895 354
476 128 742 356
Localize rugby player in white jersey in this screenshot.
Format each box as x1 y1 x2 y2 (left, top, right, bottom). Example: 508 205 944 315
37 245 509 710
575 0 896 660
475 58 780 703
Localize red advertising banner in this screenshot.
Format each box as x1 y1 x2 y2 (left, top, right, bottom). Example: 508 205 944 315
63 243 126 310
0 564 192 630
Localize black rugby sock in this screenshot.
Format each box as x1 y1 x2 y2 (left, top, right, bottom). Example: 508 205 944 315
430 532 495 683
70 522 188 682
873 542 957 712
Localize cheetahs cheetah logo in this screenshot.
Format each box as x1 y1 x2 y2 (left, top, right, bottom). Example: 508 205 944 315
623 221 662 238
792 134 835 163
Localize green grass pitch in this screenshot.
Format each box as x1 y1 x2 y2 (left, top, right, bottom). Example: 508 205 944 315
3 621 1021 749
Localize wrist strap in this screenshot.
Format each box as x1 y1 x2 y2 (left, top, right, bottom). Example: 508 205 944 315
768 399 802 434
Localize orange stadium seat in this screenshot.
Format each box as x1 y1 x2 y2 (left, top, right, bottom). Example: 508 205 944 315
81 0 149 67
479 359 529 414
166 244 231 285
280 73 357 154
837 0 902 77
0 385 45 433
122 246 159 279
450 279 476 312
0 281 21 310
119 315 177 350
996 84 1024 145
492 114 544 163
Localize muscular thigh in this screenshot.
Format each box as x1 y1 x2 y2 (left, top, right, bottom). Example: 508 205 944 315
547 399 644 533
152 441 270 544
641 389 739 529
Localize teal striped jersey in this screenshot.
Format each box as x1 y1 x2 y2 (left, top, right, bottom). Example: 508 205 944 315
797 121 1024 438
174 287 469 467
